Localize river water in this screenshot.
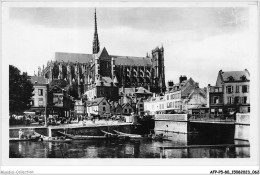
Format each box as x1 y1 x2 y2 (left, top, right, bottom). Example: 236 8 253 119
9 132 250 158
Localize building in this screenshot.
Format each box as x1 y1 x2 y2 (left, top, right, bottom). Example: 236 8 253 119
83 76 119 101
110 101 123 115
86 97 110 116
40 9 166 99
29 76 48 115
144 76 205 115
48 84 74 118
215 69 250 114
182 88 207 114
122 103 134 115
74 100 85 116
144 95 166 115
207 85 224 115
119 87 153 115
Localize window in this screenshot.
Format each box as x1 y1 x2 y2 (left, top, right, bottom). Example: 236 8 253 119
248 107 250 112
234 97 240 104
226 86 233 93
241 75 247 81
103 102 106 105
227 97 233 104
228 76 234 81
129 109 132 113
213 96 219 104
242 97 247 104
38 98 43 106
103 107 106 112
236 86 240 93
167 95 169 100
124 109 127 113
140 104 143 107
242 85 249 93
38 89 43 96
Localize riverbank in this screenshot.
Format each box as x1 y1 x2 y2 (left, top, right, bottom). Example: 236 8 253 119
9 120 136 138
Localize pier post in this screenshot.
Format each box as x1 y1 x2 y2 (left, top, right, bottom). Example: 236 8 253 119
234 113 250 141
48 127 52 137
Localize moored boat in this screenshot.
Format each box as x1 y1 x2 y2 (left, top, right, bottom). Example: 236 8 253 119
9 137 39 142
101 130 130 140
35 132 72 143
113 130 142 139
57 131 107 140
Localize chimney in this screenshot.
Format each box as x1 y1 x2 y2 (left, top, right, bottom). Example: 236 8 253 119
179 75 187 84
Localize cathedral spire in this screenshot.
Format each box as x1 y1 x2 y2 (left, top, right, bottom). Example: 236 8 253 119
93 8 100 54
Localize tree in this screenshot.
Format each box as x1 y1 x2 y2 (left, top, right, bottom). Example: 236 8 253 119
9 65 34 114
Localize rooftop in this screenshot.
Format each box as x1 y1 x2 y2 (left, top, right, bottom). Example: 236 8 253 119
30 76 48 85
221 69 250 82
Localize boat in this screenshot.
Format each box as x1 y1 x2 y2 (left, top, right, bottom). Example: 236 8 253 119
101 130 130 140
40 136 72 143
101 130 118 137
147 134 170 141
57 131 107 140
9 137 39 142
34 132 72 143
113 130 142 139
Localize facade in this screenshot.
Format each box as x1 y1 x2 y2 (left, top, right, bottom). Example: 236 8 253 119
110 101 123 115
144 96 166 115
207 85 224 115
136 98 145 115
30 76 48 114
74 100 85 115
216 69 250 114
144 76 205 115
182 88 207 114
119 87 153 115
122 103 134 115
164 90 182 113
40 10 166 99
86 97 110 116
84 77 119 101
49 85 74 118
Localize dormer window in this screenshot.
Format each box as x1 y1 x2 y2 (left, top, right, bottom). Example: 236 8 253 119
240 75 247 81
228 76 234 81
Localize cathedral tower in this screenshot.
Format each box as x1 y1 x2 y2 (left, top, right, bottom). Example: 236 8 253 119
93 9 100 54
151 46 166 93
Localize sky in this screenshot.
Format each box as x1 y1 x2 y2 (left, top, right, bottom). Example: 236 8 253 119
3 6 258 88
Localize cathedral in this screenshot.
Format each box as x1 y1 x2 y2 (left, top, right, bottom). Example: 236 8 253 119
41 9 166 99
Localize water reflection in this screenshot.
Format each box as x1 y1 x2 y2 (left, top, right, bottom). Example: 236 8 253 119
9 133 250 158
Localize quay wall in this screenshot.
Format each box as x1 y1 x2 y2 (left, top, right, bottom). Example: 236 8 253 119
9 127 48 138
154 114 188 133
51 124 134 137
235 113 250 141
9 124 135 138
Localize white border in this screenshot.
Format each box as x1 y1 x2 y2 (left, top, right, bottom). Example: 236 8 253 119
1 0 259 174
